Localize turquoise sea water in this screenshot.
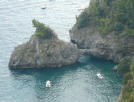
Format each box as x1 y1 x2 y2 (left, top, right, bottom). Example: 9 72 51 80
0 0 121 102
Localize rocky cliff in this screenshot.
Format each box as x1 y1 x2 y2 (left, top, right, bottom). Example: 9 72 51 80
70 0 134 63
9 34 81 69
70 0 134 101
70 22 134 63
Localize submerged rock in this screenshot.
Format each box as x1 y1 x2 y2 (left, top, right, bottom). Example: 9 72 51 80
9 35 81 69
113 65 118 71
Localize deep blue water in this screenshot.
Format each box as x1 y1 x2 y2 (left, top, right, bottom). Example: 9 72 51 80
0 0 121 102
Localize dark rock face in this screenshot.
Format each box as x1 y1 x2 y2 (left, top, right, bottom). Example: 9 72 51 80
70 23 134 63
9 35 81 69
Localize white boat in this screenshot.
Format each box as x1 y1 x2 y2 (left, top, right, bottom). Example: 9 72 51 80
41 5 47 9
41 7 47 9
46 80 51 87
97 73 104 79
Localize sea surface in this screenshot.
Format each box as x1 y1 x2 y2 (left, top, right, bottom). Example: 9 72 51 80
0 0 121 102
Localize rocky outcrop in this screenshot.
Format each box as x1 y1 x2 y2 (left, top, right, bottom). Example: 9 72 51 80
70 22 134 63
9 35 81 69
70 1 134 102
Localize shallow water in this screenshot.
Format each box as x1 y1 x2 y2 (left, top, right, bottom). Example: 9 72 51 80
0 0 121 102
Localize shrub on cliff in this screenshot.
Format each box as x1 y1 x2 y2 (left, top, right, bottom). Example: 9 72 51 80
130 59 134 72
80 0 134 36
77 10 90 29
32 19 56 39
117 57 131 77
119 57 134 102
123 72 132 84
122 80 134 102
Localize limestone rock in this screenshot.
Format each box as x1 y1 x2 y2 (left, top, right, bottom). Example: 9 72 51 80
9 35 81 69
70 22 134 63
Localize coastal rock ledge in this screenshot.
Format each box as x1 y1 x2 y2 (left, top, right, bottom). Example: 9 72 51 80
70 22 134 63
9 35 81 69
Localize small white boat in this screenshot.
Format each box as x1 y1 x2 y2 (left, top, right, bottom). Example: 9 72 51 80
97 73 104 79
41 7 47 9
46 80 51 87
41 5 47 9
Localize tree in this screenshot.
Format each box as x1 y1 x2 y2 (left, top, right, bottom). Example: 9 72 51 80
32 19 56 39
117 57 131 77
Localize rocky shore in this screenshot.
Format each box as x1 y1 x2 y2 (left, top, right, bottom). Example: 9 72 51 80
70 0 134 101
70 19 134 63
9 32 81 69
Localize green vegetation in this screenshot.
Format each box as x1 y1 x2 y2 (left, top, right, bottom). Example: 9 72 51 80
77 9 90 29
77 0 134 36
117 57 131 77
117 57 134 102
76 0 134 101
32 19 56 39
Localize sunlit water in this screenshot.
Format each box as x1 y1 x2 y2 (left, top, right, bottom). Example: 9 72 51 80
0 0 121 102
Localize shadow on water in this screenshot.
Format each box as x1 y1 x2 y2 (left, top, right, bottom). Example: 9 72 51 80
9 54 91 75
9 54 122 102
9 56 84 101
9 54 115 78
9 54 121 89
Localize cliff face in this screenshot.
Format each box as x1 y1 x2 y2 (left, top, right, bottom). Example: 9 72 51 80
70 0 134 63
70 0 134 101
9 35 81 69
70 22 134 63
